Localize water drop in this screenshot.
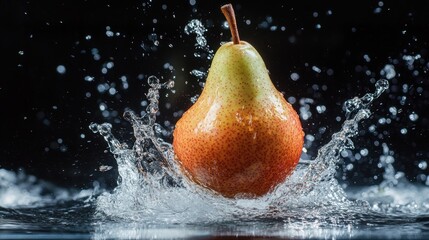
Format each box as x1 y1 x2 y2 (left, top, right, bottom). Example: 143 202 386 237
316 105 326 114
106 29 114 37
290 72 300 81
418 161 427 170
84 76 94 82
190 69 207 80
409 112 419 121
106 62 114 69
222 21 229 29
312 66 321 73
305 134 315 142
374 7 382 14
360 148 369 156
109 88 117 95
119 76 129 89
165 80 175 89
89 123 99 133
380 64 396 79
190 94 199 103
363 54 371 62
56 65 66 74
99 103 107 111
388 106 397 115
402 54 421 67
148 76 160 87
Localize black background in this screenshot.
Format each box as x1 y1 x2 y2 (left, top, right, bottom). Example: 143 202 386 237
1 1 429 189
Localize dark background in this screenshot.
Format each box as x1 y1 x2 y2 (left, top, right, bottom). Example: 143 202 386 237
1 0 428 190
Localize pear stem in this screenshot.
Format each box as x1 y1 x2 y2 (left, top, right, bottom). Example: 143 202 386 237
221 4 240 44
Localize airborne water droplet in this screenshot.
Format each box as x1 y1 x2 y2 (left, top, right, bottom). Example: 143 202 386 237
56 65 66 74
380 64 396 79
409 112 419 121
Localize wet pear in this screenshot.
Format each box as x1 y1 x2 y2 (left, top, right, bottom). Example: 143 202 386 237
173 4 304 198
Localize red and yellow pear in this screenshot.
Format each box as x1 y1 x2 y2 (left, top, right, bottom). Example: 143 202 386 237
173 4 304 198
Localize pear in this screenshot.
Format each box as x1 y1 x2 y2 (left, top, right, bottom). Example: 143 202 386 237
173 4 304 198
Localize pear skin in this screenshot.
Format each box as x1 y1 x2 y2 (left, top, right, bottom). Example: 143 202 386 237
173 4 304 198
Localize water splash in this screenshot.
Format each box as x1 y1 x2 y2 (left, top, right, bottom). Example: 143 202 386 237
0 169 96 208
185 19 214 83
403 54 421 68
343 79 389 117
89 77 399 225
184 19 211 54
